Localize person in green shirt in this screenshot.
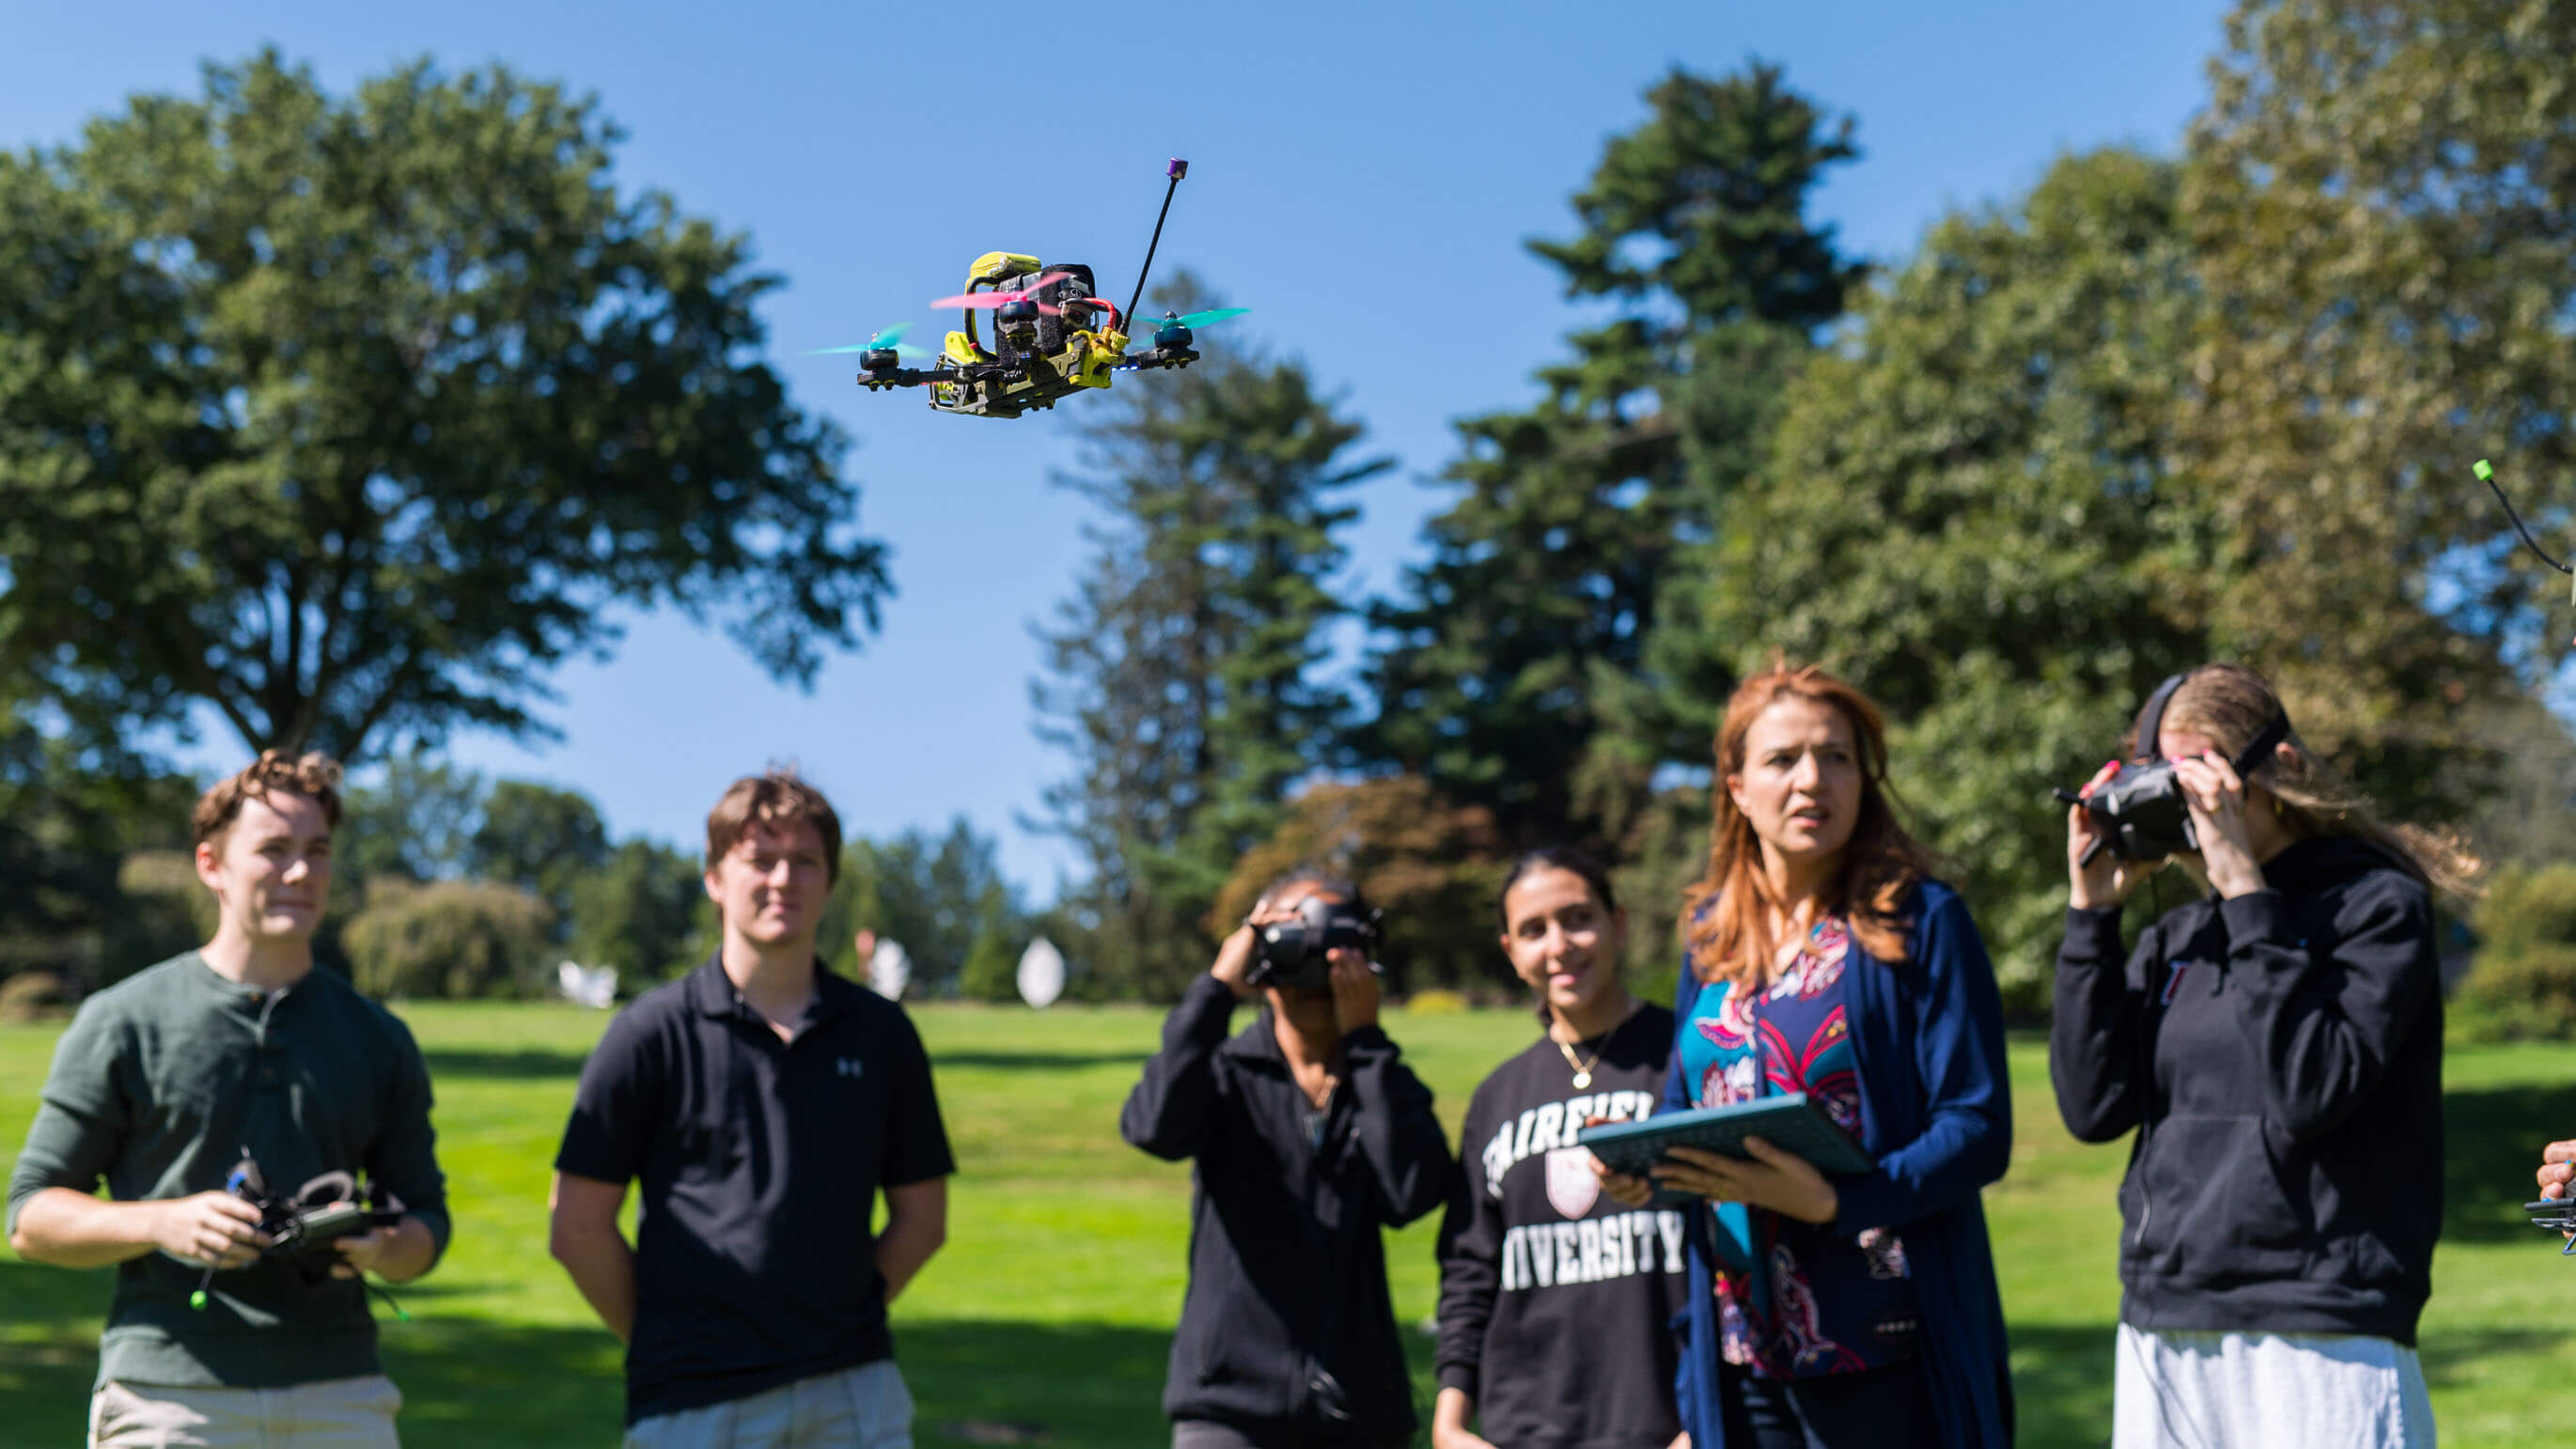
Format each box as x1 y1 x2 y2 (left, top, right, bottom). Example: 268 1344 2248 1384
7 750 450 1448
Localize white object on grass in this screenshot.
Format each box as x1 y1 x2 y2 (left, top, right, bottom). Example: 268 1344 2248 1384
557 960 617 1009
1017 937 1066 1009
867 939 913 1000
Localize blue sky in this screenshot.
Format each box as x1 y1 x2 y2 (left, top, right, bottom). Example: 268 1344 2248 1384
5 1 2233 895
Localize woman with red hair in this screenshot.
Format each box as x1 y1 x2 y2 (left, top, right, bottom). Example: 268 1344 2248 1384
1605 662 2013 1448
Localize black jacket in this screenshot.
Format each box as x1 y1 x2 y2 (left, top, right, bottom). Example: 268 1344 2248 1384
2051 836 2443 1344
1121 975 1454 1443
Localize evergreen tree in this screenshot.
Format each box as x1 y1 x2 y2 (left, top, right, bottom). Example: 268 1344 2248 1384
1363 64 1862 849
1035 275 1387 998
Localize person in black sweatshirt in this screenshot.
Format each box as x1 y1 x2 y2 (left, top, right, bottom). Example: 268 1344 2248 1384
1434 847 1688 1449
1122 869 1454 1449
2052 662 2479 1448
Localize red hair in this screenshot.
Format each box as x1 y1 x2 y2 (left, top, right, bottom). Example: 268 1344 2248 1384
1678 662 1941 987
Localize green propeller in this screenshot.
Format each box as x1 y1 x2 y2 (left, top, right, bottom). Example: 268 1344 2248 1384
1152 307 1249 332
805 322 930 360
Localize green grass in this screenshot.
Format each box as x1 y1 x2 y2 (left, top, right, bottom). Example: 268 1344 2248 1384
7 1002 2576 1447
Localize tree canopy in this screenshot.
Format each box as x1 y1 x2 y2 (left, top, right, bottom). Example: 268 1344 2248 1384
0 50 886 762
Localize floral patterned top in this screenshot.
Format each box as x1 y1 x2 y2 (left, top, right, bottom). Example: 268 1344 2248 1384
1675 914 1920 1378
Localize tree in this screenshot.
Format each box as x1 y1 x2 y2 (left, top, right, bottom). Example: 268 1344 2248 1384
825 818 1023 998
1211 775 1507 995
1035 274 1388 998
470 778 611 927
567 837 709 989
1363 64 1862 850
336 751 484 887
0 705 199 987
1689 148 2223 1006
2178 0 2568 806
958 924 1020 1005
0 51 887 762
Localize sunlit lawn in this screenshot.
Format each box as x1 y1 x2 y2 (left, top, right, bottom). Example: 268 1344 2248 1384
5 1000 2573 1446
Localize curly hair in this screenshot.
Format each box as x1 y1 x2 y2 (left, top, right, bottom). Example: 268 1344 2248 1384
192 749 346 850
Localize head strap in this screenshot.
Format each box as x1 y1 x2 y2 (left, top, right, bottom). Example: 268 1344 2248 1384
2132 666 2293 775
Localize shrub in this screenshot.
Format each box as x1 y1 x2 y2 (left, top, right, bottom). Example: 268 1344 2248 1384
2475 865 2576 960
959 927 1019 1004
1400 988 1469 1016
344 880 555 1000
2457 865 2576 1041
2455 945 2576 1043
0 970 71 1021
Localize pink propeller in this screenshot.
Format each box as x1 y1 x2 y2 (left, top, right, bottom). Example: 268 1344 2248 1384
929 272 1075 312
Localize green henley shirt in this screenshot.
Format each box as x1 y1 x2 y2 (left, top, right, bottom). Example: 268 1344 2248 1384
5 952 450 1390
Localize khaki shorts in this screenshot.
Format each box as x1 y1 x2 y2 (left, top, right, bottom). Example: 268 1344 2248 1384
89 1374 402 1448
624 1361 913 1449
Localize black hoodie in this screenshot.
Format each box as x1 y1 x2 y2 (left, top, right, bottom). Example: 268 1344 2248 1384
1121 974 1454 1444
2051 835 2443 1344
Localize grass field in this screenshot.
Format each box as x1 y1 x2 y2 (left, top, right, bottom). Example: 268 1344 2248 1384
5 1000 2574 1447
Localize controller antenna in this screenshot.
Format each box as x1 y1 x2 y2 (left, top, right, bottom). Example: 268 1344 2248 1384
1122 159 1187 334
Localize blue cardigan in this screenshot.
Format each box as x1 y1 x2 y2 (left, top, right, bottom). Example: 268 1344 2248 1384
1663 880 2015 1448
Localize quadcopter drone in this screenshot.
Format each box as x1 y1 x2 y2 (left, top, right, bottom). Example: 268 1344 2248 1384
814 159 1247 419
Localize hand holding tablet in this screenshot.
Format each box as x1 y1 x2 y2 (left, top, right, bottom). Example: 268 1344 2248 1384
1577 1094 1870 1213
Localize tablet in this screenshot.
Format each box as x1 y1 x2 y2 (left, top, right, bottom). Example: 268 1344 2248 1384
1575 1092 1873 1189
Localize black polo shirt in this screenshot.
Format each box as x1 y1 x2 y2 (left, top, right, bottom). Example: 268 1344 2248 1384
555 956 955 1425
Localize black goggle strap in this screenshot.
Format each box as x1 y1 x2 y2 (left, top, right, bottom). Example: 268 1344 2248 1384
2131 672 2190 762
2132 666 2294 775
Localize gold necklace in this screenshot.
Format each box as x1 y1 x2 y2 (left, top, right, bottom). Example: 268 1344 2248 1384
1550 998 1642 1089
1553 1035 1603 1090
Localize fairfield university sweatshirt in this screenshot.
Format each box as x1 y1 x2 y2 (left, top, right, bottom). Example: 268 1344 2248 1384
1434 1005 1688 1449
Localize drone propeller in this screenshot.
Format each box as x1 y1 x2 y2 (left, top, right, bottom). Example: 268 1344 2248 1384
804 322 930 360
1153 307 1249 331
929 272 1076 312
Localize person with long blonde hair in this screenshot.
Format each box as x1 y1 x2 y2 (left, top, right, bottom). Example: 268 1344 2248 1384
2053 662 2474 1448
1602 662 2013 1449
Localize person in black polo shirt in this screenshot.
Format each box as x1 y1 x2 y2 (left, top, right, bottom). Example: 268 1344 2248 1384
548 769 955 1448
1121 869 1454 1449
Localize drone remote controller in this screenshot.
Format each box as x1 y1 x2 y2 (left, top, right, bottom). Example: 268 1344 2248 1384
186 1157 405 1309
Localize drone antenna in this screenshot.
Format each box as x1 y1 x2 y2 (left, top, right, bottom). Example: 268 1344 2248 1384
1121 158 1188 332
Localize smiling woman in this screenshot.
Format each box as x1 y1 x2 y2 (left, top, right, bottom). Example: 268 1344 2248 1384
1430 847 1689 1449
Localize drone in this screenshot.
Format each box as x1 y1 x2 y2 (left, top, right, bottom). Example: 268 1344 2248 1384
812 159 1248 419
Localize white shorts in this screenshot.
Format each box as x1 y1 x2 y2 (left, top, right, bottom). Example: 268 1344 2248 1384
89 1375 402 1448
2113 1323 2433 1449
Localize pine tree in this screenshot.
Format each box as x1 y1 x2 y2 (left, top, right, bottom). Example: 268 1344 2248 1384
1034 274 1388 998
1362 64 1862 850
